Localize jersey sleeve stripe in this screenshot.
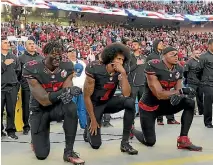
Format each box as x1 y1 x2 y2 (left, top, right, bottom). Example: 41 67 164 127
144 70 156 75
85 71 94 78
22 74 35 79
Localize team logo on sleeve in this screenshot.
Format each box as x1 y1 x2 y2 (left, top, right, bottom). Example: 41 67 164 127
175 72 180 79
61 69 67 78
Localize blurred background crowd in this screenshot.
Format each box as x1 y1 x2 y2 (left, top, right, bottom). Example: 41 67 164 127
49 0 213 15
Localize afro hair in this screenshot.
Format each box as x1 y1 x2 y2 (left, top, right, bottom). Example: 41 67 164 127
101 42 130 65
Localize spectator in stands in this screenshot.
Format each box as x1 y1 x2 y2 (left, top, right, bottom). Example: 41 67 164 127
67 46 88 141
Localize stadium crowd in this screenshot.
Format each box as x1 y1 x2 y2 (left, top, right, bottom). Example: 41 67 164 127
1 21 212 61
48 0 213 15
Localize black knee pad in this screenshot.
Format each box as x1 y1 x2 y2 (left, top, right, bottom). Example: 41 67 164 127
91 145 101 149
35 149 49 160
123 97 135 110
184 98 195 111
64 102 78 119
36 156 48 160
144 138 156 147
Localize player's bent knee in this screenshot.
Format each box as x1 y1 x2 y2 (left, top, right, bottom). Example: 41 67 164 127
36 156 48 160
34 149 49 160
144 139 156 147
91 145 101 149
184 98 195 110
123 97 135 110
89 138 102 149
64 103 78 118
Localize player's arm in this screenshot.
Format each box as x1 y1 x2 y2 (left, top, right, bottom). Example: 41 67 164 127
119 72 131 97
174 79 183 91
83 76 96 120
27 79 52 106
24 63 67 106
196 54 206 76
145 61 180 100
63 73 74 88
62 62 75 88
147 74 180 100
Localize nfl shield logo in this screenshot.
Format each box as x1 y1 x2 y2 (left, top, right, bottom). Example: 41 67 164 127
61 69 67 78
175 72 180 79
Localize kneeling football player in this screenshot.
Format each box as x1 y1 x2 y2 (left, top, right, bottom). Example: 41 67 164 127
83 43 138 155
133 47 202 151
23 41 85 164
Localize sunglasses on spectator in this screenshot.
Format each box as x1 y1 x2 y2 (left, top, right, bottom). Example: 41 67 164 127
68 49 75 53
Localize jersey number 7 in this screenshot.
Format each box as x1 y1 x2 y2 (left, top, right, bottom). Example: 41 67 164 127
100 83 116 101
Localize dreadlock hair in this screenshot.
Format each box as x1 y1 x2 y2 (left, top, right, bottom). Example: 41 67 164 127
42 41 64 56
101 42 130 65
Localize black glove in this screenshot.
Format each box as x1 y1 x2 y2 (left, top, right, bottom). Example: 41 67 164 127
169 94 184 106
58 86 82 104
69 86 82 96
179 87 196 97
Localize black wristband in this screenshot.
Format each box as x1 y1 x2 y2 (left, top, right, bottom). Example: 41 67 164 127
48 89 63 104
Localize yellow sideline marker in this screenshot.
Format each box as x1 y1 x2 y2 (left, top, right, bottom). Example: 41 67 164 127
131 154 213 165
15 89 24 132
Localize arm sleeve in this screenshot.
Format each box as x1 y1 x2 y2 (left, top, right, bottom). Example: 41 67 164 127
1 62 7 74
196 54 206 73
144 60 157 75
22 63 36 79
85 63 95 78
61 62 74 76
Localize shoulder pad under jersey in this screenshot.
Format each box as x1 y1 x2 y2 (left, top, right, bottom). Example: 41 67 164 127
59 61 74 77
85 60 102 78
23 60 40 79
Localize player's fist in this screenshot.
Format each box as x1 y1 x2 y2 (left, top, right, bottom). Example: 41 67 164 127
113 63 126 74
179 87 196 97
4 59 14 65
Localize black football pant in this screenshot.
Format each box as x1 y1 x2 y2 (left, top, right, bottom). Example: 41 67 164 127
131 86 144 125
21 89 30 131
131 86 144 104
202 86 213 126
188 84 204 115
133 98 194 146
87 96 135 149
1 85 19 134
102 114 111 123
30 102 78 160
157 115 175 122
